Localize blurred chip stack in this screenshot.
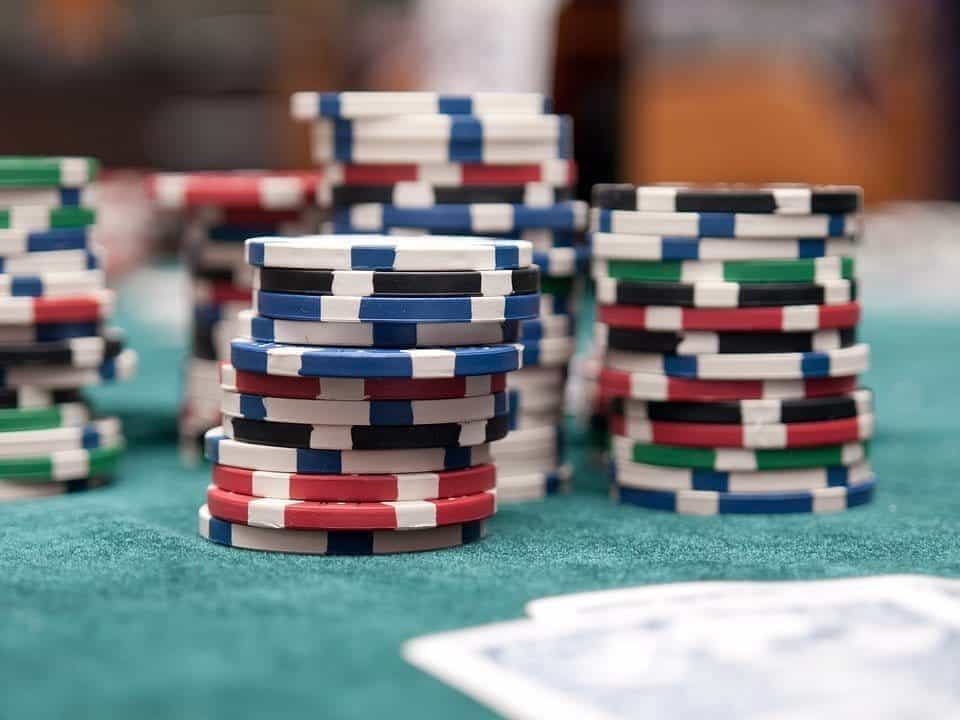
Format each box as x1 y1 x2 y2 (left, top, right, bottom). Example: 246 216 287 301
198 234 537 555
291 91 586 501
0 157 137 501
148 171 325 463
590 183 875 515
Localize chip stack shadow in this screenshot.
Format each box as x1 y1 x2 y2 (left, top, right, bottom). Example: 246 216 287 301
198 234 536 555
291 91 587 501
0 157 137 501
148 171 325 463
590 183 875 515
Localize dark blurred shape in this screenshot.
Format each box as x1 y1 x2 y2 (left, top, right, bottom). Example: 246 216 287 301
553 0 626 199
938 0 960 200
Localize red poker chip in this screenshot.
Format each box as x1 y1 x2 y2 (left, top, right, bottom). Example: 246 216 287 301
325 160 577 187
205 484 497 530
597 369 858 402
219 363 508 401
193 280 252 305
148 171 323 210
596 302 861 332
608 414 874 448
211 463 497 502
1 291 115 324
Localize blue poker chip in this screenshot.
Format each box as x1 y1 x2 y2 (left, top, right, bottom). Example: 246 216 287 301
0 270 104 298
332 201 587 234
230 339 524 378
520 336 576 368
242 310 521 348
0 249 100 274
0 321 101 342
246 235 533 272
497 465 572 502
591 208 861 239
613 477 876 514
204 427 493 474
533 245 590 277
519 315 573 340
589 232 856 262
291 91 553 119
253 290 540 324
0 227 90 255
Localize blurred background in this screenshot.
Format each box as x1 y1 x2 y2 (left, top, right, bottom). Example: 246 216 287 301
7 0 957 300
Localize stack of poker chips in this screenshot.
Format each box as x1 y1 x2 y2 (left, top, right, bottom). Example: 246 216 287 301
291 91 586 501
148 171 325 462
0 157 137 502
590 183 875 515
198 234 536 555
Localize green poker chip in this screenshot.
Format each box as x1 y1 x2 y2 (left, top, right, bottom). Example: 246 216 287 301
0 206 96 229
0 441 124 482
597 257 856 284
0 157 99 188
0 402 90 433
615 440 870 471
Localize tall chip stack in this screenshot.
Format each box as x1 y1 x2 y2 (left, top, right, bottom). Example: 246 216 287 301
291 91 586 502
148 172 325 463
590 183 875 515
0 157 137 501
198 234 535 555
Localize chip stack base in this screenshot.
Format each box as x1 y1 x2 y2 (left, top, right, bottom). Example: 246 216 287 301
590 183 874 515
292 91 586 501
198 234 538 554
0 157 136 501
148 171 325 464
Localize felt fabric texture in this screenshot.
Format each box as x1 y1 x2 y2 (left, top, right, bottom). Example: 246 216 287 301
0 272 954 719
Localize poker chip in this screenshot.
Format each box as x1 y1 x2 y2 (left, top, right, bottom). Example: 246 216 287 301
322 160 577 187
520 315 572 340
609 413 875 449
149 171 323 210
611 459 873 493
593 256 856 284
292 91 553 119
246 235 533 271
0 290 114 324
0 332 124 368
591 183 864 215
598 325 857 355
0 417 120 457
0 475 111 502
0 441 123 481
597 369 859 401
0 247 101 274
0 270 105 298
611 436 869 471
318 114 570 141
253 265 541 297
0 401 90 432
211 463 497 502
591 208 861 239
221 413 510 450
532 245 591 277
330 183 573 208
594 277 857 308
520 336 576 367
613 389 873 425
206 484 497 530
0 387 81 410
603 344 870 380
199 504 486 555
596 301 861 332
0 157 98 188
589 232 855 261
0 227 92 255
230 339 524 378
0 321 102 343
496 465 571 503
204 427 493 474
613 478 875 515
331 201 587 234
221 390 508 426
241 311 521 348
220 363 507 400
0 205 96 231
0 347 138 389
252 289 541 323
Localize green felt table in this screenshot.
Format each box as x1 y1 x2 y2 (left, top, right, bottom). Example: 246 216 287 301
2 270 957 719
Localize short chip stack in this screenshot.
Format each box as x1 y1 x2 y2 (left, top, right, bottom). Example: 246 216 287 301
148 171 325 462
590 183 875 515
291 91 585 501
0 156 137 501
198 234 536 555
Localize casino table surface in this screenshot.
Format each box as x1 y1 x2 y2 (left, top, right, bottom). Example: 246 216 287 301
2 265 958 720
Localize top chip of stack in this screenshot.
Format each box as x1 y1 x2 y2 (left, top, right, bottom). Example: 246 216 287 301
589 182 873 516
